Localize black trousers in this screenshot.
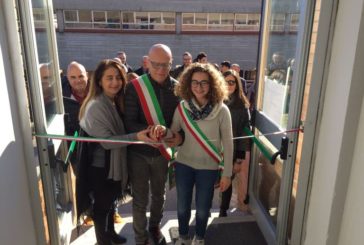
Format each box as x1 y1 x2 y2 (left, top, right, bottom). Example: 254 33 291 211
220 174 236 212
88 166 121 245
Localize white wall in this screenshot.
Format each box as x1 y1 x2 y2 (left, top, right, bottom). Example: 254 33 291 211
303 0 364 244
0 1 43 244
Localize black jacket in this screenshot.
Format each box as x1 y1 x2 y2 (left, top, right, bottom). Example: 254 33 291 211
226 95 251 161
62 76 81 136
124 74 179 156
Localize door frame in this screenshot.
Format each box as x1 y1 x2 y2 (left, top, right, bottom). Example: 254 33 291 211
249 0 319 244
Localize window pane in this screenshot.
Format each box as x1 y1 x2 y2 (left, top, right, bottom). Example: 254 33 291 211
195 13 207 24
150 12 161 24
248 14 260 25
271 13 285 31
107 11 120 23
290 13 299 31
78 10 92 22
208 13 220 24
135 12 148 29
182 13 194 24
122 12 134 23
235 14 248 25
162 12 175 24
64 10 77 22
221 13 234 24
135 12 148 23
93 11 106 22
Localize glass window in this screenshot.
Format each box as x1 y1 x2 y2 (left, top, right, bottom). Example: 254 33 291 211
150 12 161 24
208 13 220 24
182 13 194 24
290 13 300 31
195 13 207 24
271 13 285 31
248 14 260 25
93 11 106 23
135 12 148 29
162 12 175 24
64 10 77 22
122 12 134 23
107 11 120 23
78 10 92 22
221 13 234 25
236 14 248 25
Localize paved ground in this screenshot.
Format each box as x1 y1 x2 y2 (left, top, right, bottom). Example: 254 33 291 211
71 186 247 244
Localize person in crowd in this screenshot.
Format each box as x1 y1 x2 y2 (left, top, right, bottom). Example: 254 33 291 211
62 61 88 137
267 51 287 76
220 60 231 73
124 44 182 245
153 63 233 245
134 55 149 76
117 51 133 73
220 69 250 217
193 52 208 64
171 52 192 79
77 59 150 245
39 63 57 116
231 63 248 95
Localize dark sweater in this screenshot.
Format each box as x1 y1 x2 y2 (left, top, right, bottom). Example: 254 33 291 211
124 74 179 156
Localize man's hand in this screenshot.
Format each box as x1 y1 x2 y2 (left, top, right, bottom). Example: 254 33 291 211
150 125 167 141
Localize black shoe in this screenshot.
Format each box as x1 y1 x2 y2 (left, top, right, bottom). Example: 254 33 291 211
149 226 166 245
219 210 227 217
108 232 127 244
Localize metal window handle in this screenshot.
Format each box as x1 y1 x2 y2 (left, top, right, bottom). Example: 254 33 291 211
271 136 289 164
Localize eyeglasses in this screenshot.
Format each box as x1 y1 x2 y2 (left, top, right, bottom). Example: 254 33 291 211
226 80 237 86
149 60 172 70
191 80 210 88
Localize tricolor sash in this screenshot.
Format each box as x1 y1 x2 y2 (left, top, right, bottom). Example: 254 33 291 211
177 101 224 170
131 74 174 160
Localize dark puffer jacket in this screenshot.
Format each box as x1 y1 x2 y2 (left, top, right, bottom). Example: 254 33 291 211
124 74 179 156
225 94 251 161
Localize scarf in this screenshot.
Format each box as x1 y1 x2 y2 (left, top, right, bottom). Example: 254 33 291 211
187 99 213 120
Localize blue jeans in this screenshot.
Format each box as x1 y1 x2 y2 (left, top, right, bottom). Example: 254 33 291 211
175 162 218 239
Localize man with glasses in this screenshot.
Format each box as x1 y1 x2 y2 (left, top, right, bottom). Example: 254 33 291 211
124 44 182 245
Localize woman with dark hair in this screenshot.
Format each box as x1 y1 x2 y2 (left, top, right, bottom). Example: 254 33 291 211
78 59 149 245
193 52 208 64
153 63 233 244
220 69 250 217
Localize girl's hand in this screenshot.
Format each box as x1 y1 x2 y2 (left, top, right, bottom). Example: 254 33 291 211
219 176 231 192
164 132 182 147
136 127 155 143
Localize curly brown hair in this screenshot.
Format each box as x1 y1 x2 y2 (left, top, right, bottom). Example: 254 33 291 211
175 63 228 105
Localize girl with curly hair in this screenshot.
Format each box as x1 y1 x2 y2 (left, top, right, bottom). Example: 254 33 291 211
152 63 233 244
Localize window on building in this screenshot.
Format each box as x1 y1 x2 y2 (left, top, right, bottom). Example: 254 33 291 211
235 13 260 31
182 12 259 32
270 13 285 31
121 11 175 30
107 11 121 29
289 13 299 31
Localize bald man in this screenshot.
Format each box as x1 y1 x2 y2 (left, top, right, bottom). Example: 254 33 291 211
124 44 181 245
62 61 88 137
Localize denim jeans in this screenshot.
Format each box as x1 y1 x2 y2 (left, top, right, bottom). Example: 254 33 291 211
175 162 218 239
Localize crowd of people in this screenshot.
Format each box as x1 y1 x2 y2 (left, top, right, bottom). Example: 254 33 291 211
60 44 251 245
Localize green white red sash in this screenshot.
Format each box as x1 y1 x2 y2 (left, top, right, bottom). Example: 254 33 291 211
131 74 174 160
177 101 224 170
